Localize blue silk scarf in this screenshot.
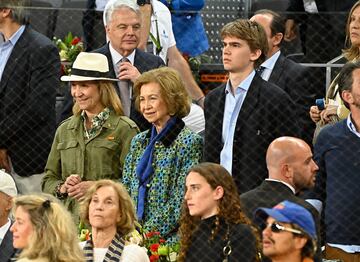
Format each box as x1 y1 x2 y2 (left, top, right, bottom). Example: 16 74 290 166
135 117 177 220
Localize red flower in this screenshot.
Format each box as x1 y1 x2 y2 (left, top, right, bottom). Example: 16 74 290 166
71 37 81 45
153 231 160 236
146 232 154 238
159 238 165 244
149 254 159 262
150 243 160 252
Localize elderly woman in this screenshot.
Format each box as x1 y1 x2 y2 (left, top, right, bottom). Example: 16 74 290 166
42 52 139 218
179 163 259 262
10 194 84 262
79 179 149 262
122 67 203 242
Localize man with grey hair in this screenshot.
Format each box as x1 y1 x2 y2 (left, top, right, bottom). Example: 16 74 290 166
61 0 164 131
0 170 18 261
0 0 60 193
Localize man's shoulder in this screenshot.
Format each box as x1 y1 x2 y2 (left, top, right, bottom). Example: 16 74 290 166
22 26 54 47
317 119 348 139
93 44 109 55
135 48 164 63
253 74 289 97
207 83 226 97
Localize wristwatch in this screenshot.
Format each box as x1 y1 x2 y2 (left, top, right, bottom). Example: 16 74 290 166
137 0 151 6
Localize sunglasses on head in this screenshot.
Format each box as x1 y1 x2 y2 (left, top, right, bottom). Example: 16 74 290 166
260 222 303 235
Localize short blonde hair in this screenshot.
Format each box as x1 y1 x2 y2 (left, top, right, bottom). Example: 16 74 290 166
133 67 191 118
13 194 84 262
79 180 136 235
72 81 124 116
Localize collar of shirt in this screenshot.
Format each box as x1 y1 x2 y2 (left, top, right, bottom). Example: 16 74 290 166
0 218 11 245
225 70 255 96
81 107 111 140
3 25 25 44
347 114 360 138
265 178 296 194
261 50 281 72
109 43 136 66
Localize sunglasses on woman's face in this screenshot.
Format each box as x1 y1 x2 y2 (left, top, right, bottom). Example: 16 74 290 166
260 222 303 235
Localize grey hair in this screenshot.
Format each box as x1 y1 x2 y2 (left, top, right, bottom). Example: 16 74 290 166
1 0 29 25
103 0 140 26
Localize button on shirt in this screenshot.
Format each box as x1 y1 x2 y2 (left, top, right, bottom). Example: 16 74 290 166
220 71 255 174
0 25 25 81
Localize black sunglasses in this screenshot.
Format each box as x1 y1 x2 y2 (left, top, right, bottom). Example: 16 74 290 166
260 222 303 235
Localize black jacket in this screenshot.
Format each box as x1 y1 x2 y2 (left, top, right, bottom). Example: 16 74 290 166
185 216 257 262
0 26 59 176
204 74 300 194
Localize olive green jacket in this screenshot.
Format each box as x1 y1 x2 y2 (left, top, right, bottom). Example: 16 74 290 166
42 111 139 216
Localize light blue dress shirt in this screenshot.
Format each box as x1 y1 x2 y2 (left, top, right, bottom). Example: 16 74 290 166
220 71 255 174
0 25 25 81
259 50 281 81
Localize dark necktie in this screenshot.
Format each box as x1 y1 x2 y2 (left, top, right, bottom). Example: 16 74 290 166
256 66 266 77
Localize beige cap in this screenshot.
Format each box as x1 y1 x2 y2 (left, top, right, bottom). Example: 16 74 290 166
0 170 17 197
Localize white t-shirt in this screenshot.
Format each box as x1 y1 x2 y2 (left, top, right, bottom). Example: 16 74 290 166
0 218 11 245
183 103 205 135
149 0 176 63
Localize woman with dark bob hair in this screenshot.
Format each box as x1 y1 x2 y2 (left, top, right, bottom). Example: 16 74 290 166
79 179 149 261
122 67 203 242
11 194 84 262
179 162 260 262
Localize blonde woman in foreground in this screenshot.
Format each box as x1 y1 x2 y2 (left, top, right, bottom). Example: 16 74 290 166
11 194 84 262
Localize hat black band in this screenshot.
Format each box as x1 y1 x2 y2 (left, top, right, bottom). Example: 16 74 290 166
70 68 110 78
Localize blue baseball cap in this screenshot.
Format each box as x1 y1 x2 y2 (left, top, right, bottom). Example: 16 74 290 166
254 200 316 239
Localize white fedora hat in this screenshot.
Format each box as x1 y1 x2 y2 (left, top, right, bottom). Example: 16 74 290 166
61 52 119 82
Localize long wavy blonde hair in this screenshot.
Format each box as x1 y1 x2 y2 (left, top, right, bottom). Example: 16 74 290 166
13 194 84 262
343 1 360 61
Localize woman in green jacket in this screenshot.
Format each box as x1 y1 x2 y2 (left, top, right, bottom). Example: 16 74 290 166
42 52 138 218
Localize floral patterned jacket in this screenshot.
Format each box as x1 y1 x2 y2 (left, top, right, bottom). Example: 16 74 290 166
122 119 203 242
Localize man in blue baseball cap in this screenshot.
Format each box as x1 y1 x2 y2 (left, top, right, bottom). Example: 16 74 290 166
255 200 317 262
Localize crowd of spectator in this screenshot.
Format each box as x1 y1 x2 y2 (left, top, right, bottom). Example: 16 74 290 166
1 0 360 261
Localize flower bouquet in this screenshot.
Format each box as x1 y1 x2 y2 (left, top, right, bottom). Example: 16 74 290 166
78 221 91 241
144 231 179 262
53 32 84 75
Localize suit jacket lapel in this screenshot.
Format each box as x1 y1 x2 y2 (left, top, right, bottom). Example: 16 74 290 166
0 27 28 94
268 54 285 84
134 48 147 73
235 74 261 130
213 84 226 143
